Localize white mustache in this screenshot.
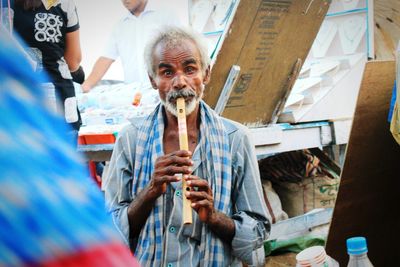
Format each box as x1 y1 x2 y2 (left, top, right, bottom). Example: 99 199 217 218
167 88 196 102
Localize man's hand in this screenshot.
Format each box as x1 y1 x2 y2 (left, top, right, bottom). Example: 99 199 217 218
184 175 215 223
81 81 92 93
185 175 235 244
127 149 193 240
148 150 193 199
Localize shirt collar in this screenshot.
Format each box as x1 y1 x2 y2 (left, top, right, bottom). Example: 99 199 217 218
142 0 158 14
123 1 157 20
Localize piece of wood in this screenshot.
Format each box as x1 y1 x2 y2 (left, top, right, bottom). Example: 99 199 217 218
177 98 193 225
374 0 400 60
204 0 330 126
326 61 400 266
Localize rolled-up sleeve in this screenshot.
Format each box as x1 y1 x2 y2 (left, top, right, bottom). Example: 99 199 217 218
103 125 137 245
230 126 271 265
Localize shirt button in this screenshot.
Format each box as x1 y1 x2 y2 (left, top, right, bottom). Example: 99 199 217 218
167 263 173 267
169 226 176 233
175 190 181 197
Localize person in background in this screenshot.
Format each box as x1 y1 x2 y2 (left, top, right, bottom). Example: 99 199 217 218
81 0 182 92
103 26 270 266
0 26 139 267
10 0 84 141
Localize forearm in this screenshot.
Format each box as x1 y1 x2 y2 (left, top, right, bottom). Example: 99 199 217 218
82 57 114 91
66 59 81 72
127 186 159 239
64 30 82 71
207 211 235 244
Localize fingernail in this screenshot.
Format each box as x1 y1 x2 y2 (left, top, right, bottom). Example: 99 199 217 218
191 203 195 207
187 181 191 186
190 160 194 165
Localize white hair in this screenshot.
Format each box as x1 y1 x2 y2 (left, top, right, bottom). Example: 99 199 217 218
144 26 210 78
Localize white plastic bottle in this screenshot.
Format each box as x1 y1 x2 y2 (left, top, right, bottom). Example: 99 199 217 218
346 236 374 267
296 246 339 267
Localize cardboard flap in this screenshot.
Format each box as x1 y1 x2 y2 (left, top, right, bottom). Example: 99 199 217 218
204 0 331 126
326 61 400 266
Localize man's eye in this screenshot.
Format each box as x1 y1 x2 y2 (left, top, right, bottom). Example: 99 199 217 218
186 67 196 74
163 70 173 76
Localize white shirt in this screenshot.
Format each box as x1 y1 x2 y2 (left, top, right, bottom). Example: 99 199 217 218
102 2 182 84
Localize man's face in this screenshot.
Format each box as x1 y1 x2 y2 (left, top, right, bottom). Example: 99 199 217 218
121 0 145 14
150 39 210 117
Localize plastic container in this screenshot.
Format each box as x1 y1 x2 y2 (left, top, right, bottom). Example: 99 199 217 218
296 246 339 267
347 237 374 267
132 91 142 107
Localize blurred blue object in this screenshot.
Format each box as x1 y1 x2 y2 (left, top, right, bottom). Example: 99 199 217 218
389 80 397 122
0 27 138 266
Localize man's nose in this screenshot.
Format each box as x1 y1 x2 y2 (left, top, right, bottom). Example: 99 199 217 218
172 72 187 89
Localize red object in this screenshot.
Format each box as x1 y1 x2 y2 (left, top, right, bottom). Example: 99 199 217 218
77 135 86 145
29 242 140 267
88 160 101 187
79 133 116 145
132 91 142 107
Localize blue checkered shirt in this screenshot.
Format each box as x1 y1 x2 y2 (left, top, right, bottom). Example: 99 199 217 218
104 103 270 267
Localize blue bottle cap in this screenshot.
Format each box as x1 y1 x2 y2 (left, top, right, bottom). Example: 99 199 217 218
347 236 368 255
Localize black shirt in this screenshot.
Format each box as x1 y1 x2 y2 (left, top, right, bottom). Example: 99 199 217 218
13 0 81 130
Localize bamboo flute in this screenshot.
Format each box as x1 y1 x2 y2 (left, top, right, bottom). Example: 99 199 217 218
176 98 193 224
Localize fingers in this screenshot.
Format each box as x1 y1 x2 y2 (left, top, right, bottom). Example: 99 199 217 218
167 150 192 159
186 192 213 223
182 175 213 222
155 150 193 168
158 175 181 193
157 175 181 184
149 175 181 197
154 165 192 177
150 150 194 198
160 155 193 167
185 190 213 203
186 176 210 192
198 208 208 222
154 150 194 178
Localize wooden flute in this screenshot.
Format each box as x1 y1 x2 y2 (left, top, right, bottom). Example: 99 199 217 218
176 98 193 224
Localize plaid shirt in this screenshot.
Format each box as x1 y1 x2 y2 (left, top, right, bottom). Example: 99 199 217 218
104 102 270 266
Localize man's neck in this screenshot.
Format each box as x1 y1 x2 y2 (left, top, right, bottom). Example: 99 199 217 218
165 104 200 131
131 0 148 17
163 104 200 154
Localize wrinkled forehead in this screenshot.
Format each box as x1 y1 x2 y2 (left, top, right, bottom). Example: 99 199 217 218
153 38 202 65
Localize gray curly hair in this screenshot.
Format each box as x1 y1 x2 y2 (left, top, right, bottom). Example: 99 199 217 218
144 26 210 78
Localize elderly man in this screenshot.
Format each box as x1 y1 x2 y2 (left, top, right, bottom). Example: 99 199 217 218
104 26 270 266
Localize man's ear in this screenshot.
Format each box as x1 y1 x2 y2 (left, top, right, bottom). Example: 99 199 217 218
149 75 158 90
203 66 211 85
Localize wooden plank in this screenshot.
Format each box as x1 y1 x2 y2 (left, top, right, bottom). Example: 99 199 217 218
204 0 331 126
374 0 400 60
325 61 400 266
